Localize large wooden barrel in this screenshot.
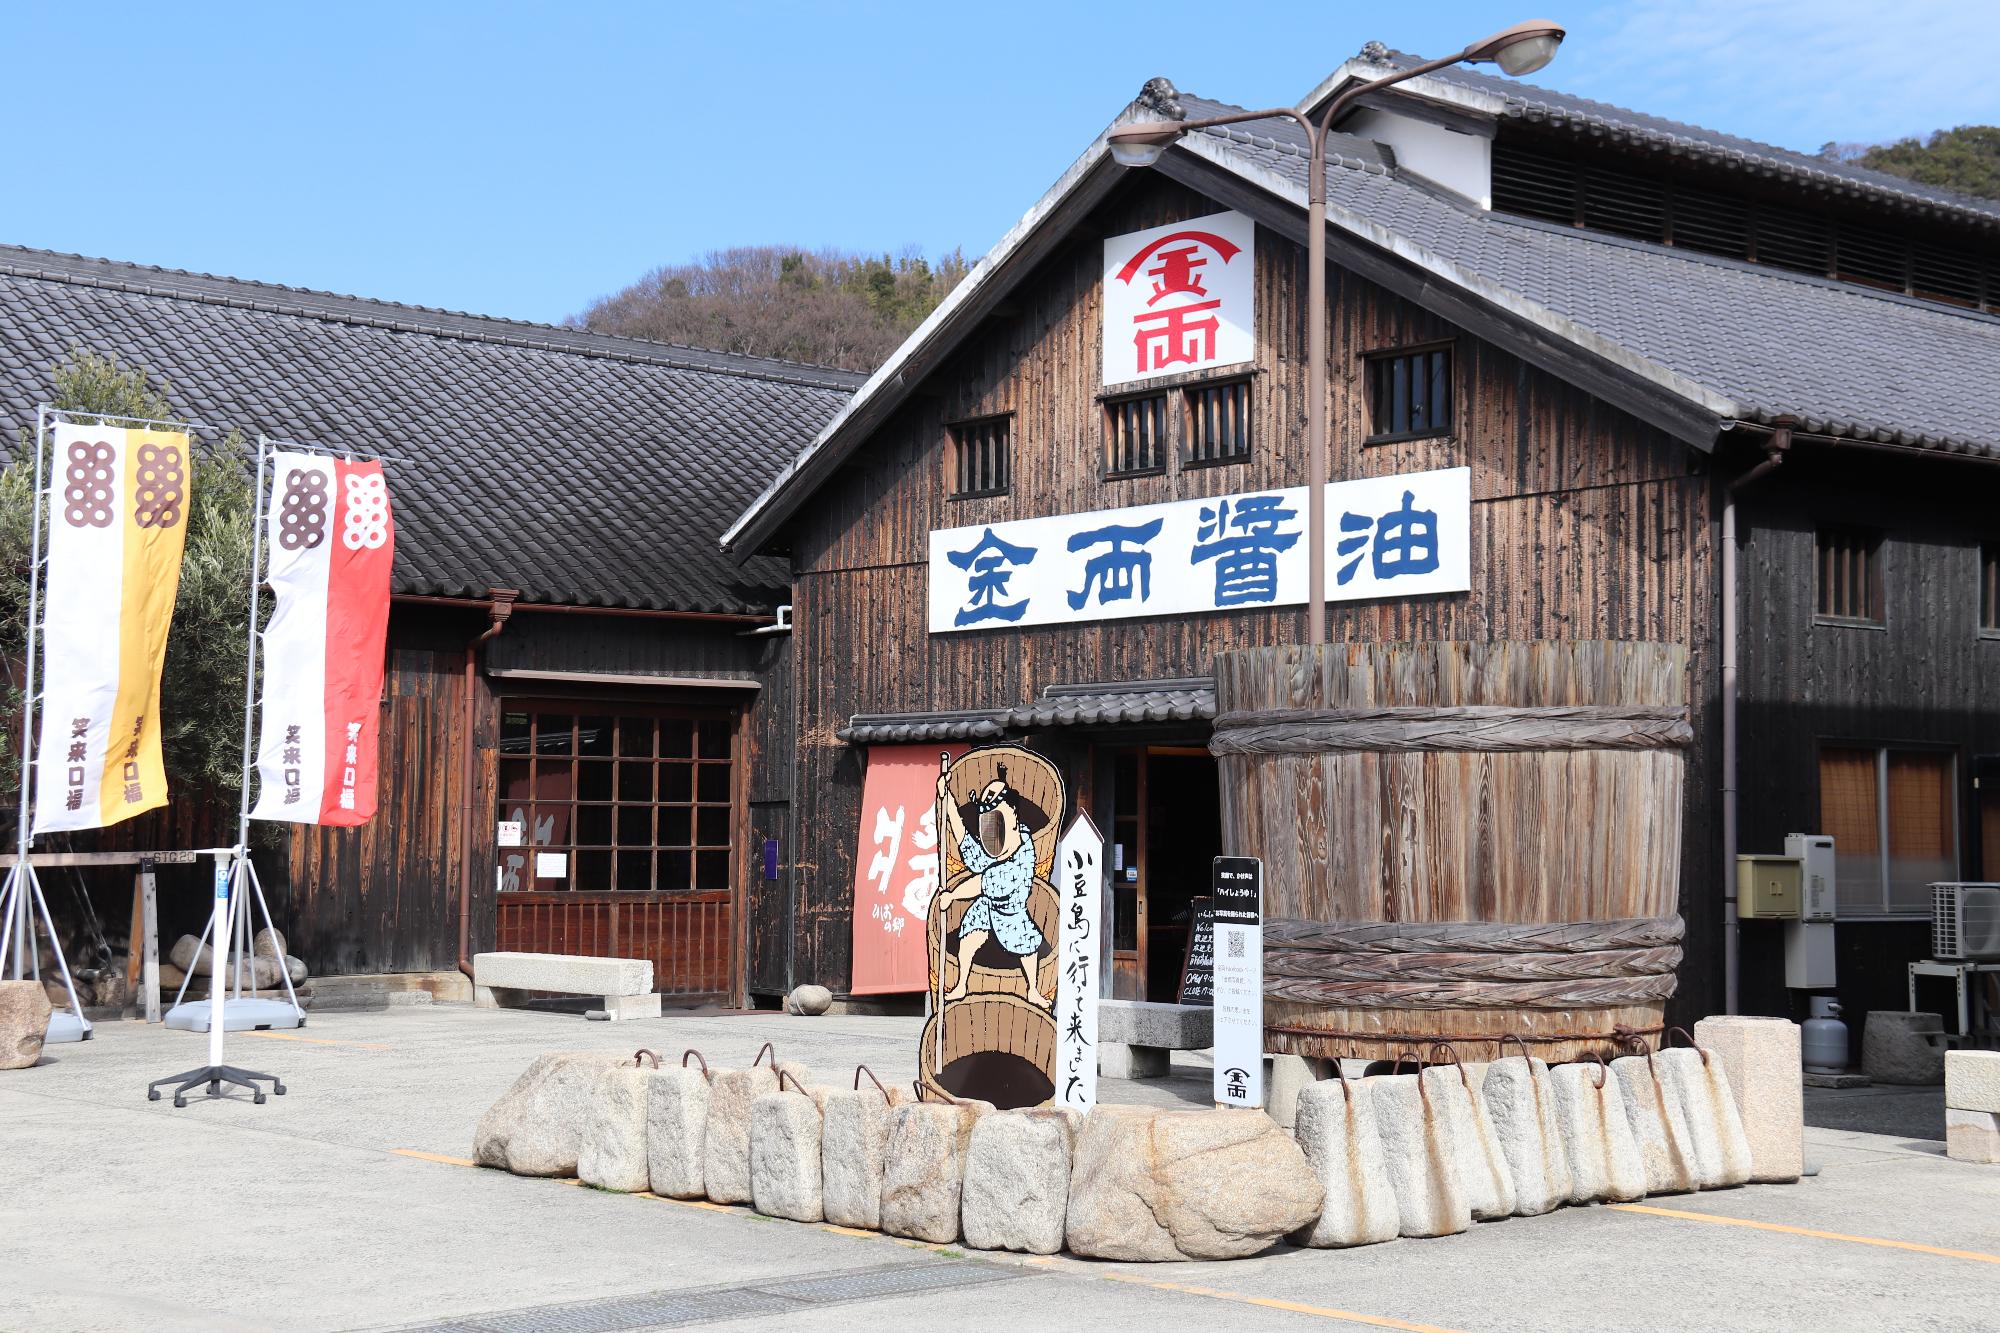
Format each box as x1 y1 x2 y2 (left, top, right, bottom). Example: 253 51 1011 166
1210 641 1689 1064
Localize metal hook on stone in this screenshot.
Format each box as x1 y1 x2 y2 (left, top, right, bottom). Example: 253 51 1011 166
1498 1033 1533 1066
681 1048 711 1081
1584 1049 1609 1090
1665 1026 1710 1066
633 1048 660 1069
751 1041 776 1069
853 1065 892 1104
1428 1041 1471 1091
778 1068 810 1097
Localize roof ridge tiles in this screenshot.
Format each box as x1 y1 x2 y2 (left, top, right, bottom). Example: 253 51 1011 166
0 242 868 392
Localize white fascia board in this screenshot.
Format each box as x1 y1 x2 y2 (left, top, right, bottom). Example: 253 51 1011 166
1296 58 1511 123
721 102 1152 556
1179 133 1741 424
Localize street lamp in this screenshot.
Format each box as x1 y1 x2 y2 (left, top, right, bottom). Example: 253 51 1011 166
1108 21 1564 644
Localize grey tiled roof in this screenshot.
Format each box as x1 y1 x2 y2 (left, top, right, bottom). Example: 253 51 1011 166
1188 102 2000 456
0 245 862 613
839 679 1217 744
1357 49 2000 228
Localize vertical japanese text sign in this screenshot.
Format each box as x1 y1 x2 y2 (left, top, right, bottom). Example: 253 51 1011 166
1102 210 1256 388
849 742 969 993
1210 855 1264 1108
1055 812 1105 1110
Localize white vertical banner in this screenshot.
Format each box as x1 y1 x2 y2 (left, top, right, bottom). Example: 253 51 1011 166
1211 856 1265 1108
252 453 333 821
1055 812 1105 1110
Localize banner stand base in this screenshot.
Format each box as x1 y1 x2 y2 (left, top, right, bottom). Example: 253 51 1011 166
0 862 93 1044
163 997 303 1032
146 1063 286 1109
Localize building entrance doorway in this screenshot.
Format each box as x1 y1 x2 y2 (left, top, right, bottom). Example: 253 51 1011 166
1093 745 1223 1002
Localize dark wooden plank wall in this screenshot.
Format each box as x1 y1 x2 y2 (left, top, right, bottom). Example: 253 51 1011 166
1735 450 2000 1023
783 174 1719 1004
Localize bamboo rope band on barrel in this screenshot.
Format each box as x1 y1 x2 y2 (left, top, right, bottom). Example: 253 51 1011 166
1262 913 1684 1010
1209 704 1693 755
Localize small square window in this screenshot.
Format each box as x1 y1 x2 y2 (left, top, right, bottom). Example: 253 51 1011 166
1182 378 1252 466
1981 543 2000 633
1815 526 1882 624
950 414 1011 497
1364 345 1453 442
1103 393 1168 477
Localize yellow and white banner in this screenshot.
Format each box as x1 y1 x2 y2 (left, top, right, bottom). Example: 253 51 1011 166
31 423 191 833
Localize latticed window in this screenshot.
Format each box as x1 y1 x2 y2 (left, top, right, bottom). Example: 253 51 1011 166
1815 526 1882 623
1364 345 1453 442
496 707 734 894
1981 543 2000 633
1104 393 1168 476
1182 378 1252 466
950 414 1011 497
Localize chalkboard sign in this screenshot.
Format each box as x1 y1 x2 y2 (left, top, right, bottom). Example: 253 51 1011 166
1177 896 1216 1006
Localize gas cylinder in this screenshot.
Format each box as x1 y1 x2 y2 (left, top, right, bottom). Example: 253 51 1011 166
1802 996 1848 1074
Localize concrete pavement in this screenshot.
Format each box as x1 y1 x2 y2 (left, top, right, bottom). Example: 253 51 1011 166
1 1004 1995 1332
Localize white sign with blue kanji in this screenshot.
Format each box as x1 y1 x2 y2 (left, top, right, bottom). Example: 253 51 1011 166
926 466 1470 634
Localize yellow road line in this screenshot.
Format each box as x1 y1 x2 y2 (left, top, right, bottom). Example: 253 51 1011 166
392 1149 478 1167
1610 1203 2000 1265
244 1031 392 1051
1099 1272 1468 1332
389 1150 1460 1327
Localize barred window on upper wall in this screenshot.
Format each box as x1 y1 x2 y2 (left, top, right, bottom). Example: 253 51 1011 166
1182 378 1253 466
1815 525 1883 624
1103 393 1168 477
1981 543 2000 633
949 414 1011 498
1364 345 1454 443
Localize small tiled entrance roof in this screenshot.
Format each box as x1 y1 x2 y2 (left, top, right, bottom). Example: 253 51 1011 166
838 678 1217 744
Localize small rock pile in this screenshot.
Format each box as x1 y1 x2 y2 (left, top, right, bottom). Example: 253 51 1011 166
161 927 309 999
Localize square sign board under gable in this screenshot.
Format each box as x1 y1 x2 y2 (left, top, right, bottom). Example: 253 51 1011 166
1102 210 1256 388
927 467 1471 633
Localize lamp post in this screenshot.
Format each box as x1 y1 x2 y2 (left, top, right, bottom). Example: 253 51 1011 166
1107 21 1563 644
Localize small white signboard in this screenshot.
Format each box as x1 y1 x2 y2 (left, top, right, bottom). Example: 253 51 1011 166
1102 209 1256 388
497 820 524 848
1210 856 1264 1108
1055 812 1105 1110
927 468 1471 634
534 851 568 880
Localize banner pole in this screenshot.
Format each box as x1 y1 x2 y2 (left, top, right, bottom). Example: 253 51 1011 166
11 406 47 975
234 437 270 854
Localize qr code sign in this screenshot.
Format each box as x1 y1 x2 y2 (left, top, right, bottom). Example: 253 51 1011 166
1225 931 1246 960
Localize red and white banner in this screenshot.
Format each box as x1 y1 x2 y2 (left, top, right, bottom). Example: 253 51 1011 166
849 742 967 994
250 453 394 825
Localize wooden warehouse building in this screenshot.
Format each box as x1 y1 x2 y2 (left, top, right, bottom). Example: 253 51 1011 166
0 244 860 1003
726 48 2000 1033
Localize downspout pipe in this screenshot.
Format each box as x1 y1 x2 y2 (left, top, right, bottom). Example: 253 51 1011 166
1720 423 1791 1015
458 589 518 980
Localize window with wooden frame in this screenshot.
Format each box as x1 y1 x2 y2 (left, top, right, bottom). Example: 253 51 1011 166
1364 344 1454 443
1182 378 1253 466
1819 744 1958 916
1981 543 2000 634
495 706 734 895
1103 393 1169 477
1814 526 1883 624
949 414 1011 498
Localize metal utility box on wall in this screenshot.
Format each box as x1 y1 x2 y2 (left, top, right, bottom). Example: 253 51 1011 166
1738 855 1803 919
1785 834 1836 922
1784 921 1836 988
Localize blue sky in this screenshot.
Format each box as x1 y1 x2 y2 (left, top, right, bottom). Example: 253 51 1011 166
6 1 1998 326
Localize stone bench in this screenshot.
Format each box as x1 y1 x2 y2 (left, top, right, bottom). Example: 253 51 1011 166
472 952 660 1021
1097 999 1212 1079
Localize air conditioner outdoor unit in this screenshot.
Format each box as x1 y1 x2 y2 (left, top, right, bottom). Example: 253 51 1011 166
1932 883 2000 961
